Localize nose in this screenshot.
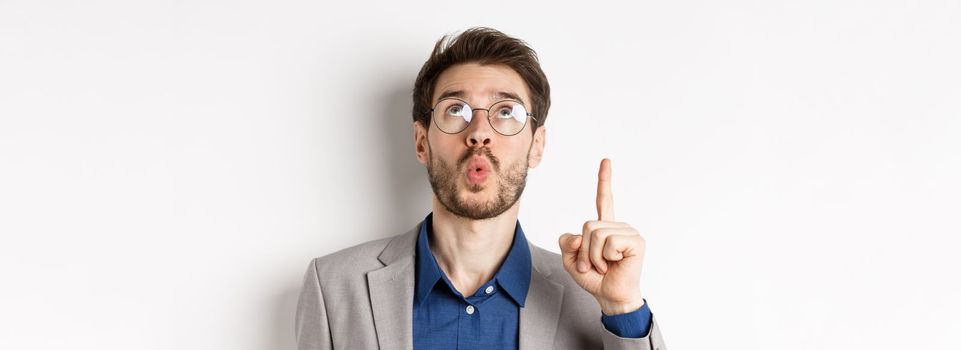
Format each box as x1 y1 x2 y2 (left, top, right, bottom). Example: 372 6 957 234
465 108 493 147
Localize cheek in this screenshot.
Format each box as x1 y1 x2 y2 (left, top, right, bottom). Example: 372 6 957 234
505 137 533 155
428 135 460 159
496 139 533 165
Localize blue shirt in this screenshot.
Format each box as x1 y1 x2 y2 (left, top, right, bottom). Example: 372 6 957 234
412 213 652 349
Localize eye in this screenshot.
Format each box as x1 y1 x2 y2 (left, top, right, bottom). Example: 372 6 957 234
445 105 463 116
495 107 514 119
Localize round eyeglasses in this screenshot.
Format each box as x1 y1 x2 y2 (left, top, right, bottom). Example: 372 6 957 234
428 98 537 136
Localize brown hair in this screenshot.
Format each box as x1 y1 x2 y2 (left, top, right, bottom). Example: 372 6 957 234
412 27 550 135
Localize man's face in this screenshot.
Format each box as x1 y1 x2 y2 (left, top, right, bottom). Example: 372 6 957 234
414 63 546 220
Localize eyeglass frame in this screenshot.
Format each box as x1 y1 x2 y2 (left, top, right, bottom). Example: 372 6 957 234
426 97 538 136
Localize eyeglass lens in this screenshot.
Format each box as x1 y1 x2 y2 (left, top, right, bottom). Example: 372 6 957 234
432 99 530 135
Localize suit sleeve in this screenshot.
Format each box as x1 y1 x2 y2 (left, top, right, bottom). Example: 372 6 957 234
295 258 334 350
601 313 667 350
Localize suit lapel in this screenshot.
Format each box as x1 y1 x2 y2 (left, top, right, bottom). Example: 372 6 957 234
519 247 564 350
367 226 419 350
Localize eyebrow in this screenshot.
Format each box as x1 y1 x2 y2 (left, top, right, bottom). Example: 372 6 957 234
436 90 525 104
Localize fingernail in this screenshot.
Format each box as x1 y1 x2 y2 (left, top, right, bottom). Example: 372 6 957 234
577 261 588 273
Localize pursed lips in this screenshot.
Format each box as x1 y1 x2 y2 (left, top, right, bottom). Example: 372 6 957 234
465 156 491 185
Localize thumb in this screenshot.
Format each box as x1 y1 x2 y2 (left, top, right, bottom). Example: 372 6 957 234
558 233 582 269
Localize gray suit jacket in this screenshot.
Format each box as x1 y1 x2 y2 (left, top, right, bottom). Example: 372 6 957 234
295 221 667 349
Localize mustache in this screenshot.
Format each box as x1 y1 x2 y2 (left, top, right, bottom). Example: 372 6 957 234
458 147 501 172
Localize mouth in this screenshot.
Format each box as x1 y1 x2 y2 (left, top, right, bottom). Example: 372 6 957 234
465 156 491 186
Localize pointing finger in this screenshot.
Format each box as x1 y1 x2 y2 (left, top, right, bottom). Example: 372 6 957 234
596 158 615 221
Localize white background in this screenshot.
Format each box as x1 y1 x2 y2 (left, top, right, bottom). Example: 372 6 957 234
2 0 959 349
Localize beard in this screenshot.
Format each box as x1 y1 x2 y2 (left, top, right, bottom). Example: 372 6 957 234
426 143 529 220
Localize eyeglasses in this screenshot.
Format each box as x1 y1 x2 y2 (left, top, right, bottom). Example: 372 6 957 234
428 98 536 136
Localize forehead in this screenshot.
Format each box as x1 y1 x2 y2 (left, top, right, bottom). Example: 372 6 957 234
432 63 531 106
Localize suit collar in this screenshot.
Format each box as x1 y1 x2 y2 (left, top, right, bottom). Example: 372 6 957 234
376 221 419 266
528 240 558 279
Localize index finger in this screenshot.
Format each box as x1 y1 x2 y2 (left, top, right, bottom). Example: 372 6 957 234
596 158 615 221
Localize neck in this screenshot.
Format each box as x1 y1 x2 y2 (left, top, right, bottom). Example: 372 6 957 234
429 197 520 297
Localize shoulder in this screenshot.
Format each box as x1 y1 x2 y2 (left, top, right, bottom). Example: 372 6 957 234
305 225 419 282
308 237 390 273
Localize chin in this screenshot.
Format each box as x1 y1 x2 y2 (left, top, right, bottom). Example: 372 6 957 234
458 185 495 201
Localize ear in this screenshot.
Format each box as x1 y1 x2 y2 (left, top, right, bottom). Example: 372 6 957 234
527 126 546 168
414 121 429 166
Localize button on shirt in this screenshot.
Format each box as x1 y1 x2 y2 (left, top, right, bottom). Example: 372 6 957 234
412 213 653 349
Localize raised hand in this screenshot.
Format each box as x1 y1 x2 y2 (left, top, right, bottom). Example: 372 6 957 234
558 159 646 315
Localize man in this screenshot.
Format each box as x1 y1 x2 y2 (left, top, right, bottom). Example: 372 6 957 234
295 27 667 349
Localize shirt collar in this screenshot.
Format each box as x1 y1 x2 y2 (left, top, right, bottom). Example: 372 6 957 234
414 212 532 307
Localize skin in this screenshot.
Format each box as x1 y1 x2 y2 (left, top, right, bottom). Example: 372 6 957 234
413 63 646 315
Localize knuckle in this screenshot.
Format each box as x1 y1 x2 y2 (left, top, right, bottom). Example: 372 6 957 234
577 234 589 247
582 220 597 233
591 229 608 242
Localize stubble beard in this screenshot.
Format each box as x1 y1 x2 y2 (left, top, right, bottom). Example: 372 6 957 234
426 144 529 221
